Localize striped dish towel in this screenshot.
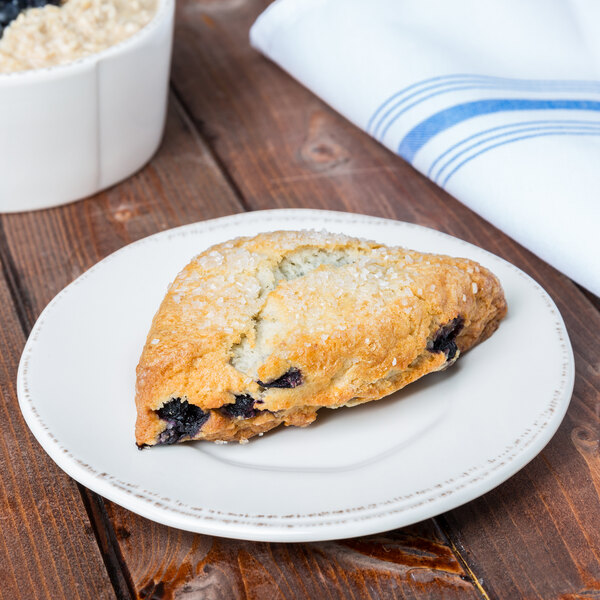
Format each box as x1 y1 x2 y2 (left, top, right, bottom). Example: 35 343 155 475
250 0 600 296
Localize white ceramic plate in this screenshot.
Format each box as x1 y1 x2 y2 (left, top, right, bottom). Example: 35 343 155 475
17 209 574 542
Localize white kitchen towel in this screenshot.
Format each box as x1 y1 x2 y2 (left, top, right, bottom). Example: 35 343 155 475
250 0 600 296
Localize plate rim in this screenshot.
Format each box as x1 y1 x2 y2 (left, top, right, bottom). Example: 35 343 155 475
16 208 575 541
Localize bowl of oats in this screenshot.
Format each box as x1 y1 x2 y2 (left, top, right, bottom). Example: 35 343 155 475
0 0 174 212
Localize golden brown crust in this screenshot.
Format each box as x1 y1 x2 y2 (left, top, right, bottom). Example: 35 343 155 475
135 230 507 446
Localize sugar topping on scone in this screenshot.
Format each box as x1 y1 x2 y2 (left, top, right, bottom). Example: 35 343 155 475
135 230 507 446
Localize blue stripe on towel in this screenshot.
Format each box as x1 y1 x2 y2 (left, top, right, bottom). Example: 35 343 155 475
368 75 600 139
373 79 600 142
441 129 600 186
366 75 470 134
429 120 600 182
426 119 600 178
398 99 600 162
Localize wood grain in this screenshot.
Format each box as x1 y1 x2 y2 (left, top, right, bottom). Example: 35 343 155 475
0 258 116 599
168 0 600 598
104 507 481 600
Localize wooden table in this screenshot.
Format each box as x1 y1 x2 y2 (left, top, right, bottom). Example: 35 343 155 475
2 1 599 598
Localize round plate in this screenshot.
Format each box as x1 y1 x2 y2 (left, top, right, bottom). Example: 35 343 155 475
17 209 574 542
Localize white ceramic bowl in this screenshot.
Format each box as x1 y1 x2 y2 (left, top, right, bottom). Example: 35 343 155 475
0 0 174 212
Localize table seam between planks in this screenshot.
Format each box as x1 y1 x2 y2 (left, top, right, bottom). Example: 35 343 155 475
171 85 254 215
78 485 137 600
576 284 600 314
435 517 492 600
0 219 134 600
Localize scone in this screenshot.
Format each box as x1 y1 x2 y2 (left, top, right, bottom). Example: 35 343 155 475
135 230 507 446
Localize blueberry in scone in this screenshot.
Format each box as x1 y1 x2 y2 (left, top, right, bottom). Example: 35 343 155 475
220 394 262 420
135 230 507 446
154 398 209 445
427 316 464 362
258 368 303 388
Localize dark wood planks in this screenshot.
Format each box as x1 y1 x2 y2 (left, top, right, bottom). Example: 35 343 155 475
168 0 600 598
104 506 481 600
0 259 116 599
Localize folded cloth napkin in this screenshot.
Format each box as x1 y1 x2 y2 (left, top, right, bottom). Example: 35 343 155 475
250 0 600 296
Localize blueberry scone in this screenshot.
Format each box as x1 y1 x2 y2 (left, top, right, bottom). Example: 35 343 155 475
135 230 507 447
